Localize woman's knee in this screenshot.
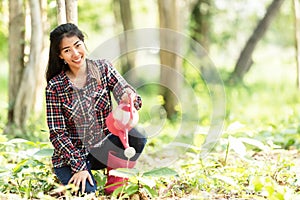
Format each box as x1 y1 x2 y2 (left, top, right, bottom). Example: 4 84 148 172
54 166 72 185
128 127 147 153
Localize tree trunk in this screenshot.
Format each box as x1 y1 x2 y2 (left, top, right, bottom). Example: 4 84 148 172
7 0 25 128
112 0 122 31
34 0 49 113
190 0 211 51
293 0 300 89
112 0 136 82
158 0 181 119
65 0 78 25
56 0 77 25
118 0 136 79
119 0 133 31
13 0 43 129
229 0 285 83
56 0 66 24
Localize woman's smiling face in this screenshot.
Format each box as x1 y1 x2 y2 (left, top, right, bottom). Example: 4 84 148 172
59 35 86 70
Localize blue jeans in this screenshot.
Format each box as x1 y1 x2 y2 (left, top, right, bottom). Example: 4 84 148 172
54 128 147 193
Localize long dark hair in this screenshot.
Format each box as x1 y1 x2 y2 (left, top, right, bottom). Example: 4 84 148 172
46 23 85 82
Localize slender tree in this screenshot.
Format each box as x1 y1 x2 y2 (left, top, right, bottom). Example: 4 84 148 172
228 0 285 83
293 0 300 89
34 0 50 113
158 0 181 119
56 0 67 24
7 0 25 132
7 0 46 134
65 0 78 25
13 0 43 128
56 0 77 25
189 0 212 51
112 0 136 81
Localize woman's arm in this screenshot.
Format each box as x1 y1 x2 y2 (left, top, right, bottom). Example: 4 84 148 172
103 60 142 109
46 85 88 173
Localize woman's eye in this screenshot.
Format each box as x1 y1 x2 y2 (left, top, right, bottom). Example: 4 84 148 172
76 43 81 48
64 49 70 53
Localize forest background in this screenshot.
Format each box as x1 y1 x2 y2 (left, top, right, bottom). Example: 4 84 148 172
1 0 300 199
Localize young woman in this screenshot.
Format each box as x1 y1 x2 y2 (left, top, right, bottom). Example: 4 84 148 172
45 23 147 195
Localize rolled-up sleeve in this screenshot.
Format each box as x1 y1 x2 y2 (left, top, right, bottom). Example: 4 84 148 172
104 60 142 110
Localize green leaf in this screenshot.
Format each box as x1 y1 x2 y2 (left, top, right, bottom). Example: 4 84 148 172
28 159 45 167
239 137 269 151
265 185 275 196
34 148 54 157
109 168 138 178
25 141 39 147
13 158 29 173
252 176 264 192
143 185 158 198
143 167 178 177
124 184 139 195
273 192 285 200
9 138 30 144
111 186 125 197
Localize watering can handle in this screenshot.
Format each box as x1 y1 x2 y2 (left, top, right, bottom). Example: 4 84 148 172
129 93 135 119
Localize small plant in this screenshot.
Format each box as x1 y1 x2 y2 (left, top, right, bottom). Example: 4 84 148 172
109 167 178 199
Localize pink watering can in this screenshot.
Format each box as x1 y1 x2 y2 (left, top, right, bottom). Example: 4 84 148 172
105 93 139 159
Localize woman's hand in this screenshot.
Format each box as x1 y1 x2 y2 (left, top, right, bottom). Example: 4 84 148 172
68 170 94 194
121 88 136 104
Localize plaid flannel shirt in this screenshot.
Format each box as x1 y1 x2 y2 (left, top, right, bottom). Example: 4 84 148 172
46 59 142 173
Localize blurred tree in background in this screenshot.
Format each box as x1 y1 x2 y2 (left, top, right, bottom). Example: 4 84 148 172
189 0 212 51
112 0 136 80
7 0 46 136
228 0 286 83
158 0 182 119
